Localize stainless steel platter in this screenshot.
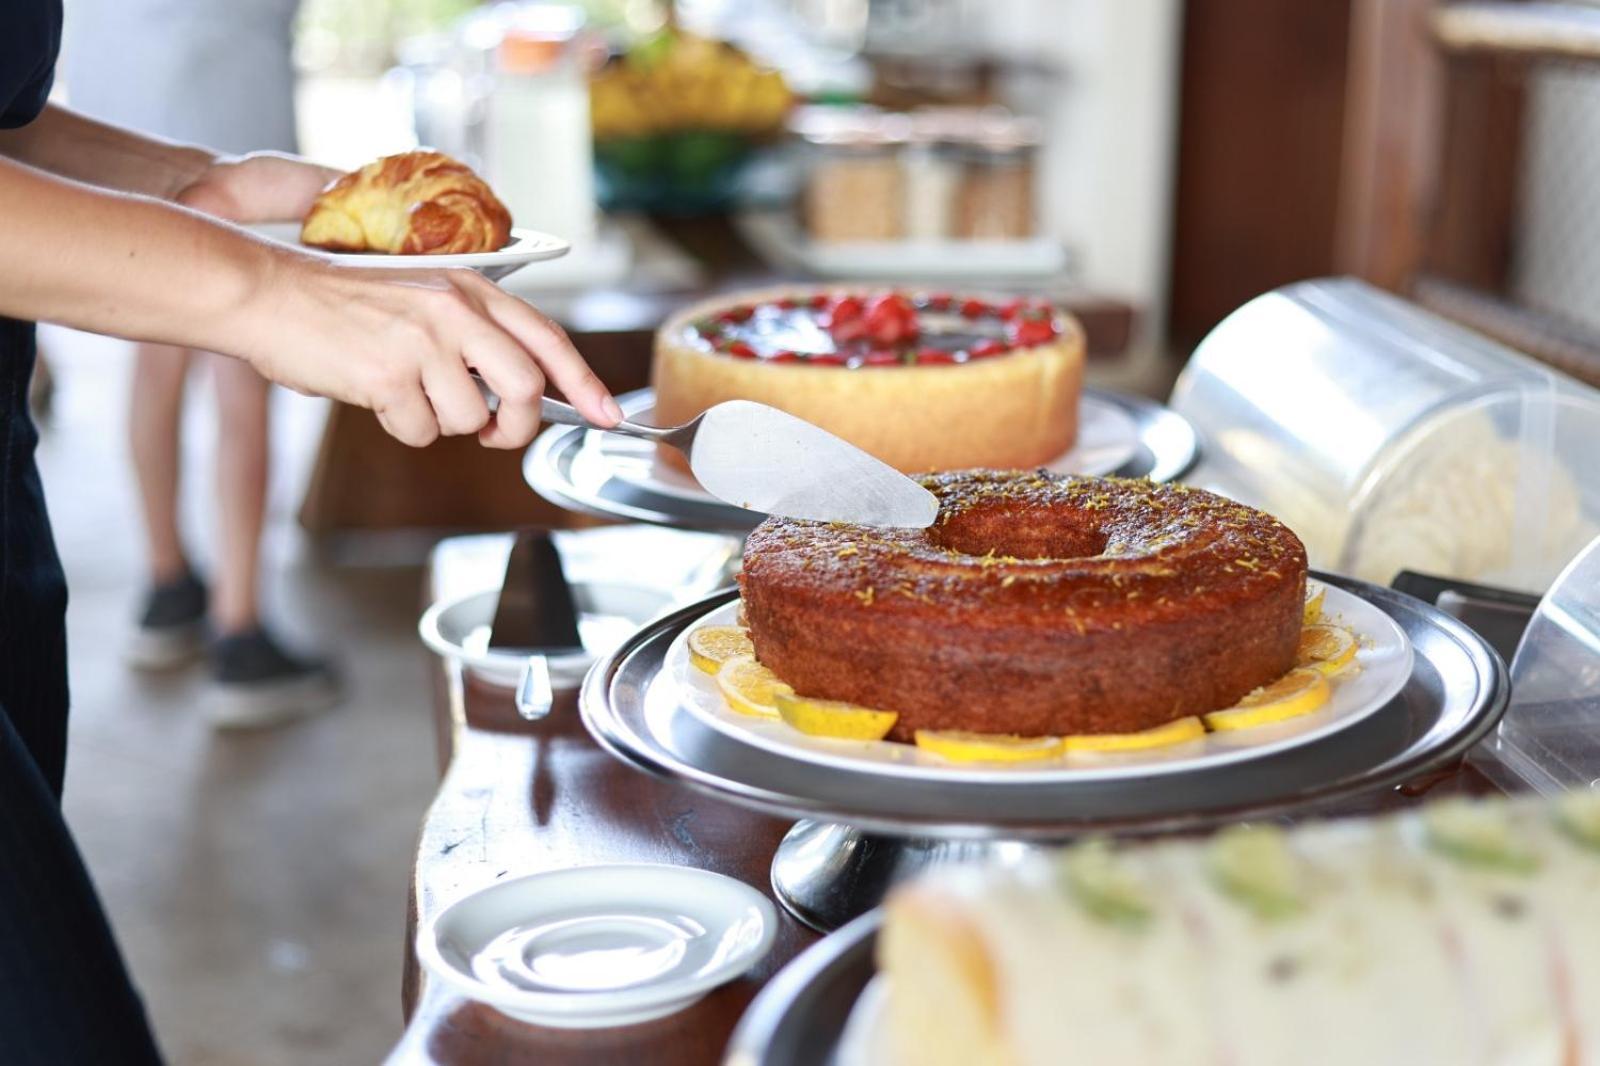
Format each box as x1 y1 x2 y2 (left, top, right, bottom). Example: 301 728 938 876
526 387 1200 533
579 573 1508 928
722 912 879 1066
582 574 1504 837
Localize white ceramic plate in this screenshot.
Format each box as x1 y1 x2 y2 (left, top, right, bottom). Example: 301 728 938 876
246 221 570 281
664 584 1414 786
592 395 1142 506
418 864 776 1029
420 581 677 690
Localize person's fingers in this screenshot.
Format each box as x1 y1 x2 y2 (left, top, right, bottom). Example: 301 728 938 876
419 357 492 437
370 370 441 448
176 153 344 224
455 274 621 426
174 178 241 221
461 325 547 450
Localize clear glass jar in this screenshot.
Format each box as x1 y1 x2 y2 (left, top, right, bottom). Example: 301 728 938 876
803 132 907 242
952 118 1039 240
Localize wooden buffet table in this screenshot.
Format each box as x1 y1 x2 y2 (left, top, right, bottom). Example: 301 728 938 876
388 536 818 1066
389 536 1513 1066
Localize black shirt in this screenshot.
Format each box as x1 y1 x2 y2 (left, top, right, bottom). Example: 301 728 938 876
0 0 70 794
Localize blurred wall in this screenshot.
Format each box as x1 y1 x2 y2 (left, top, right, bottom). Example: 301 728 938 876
989 0 1184 370
1513 65 1600 336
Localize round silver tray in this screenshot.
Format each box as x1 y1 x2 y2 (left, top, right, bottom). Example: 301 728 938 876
579 573 1507 929
723 911 879 1066
525 386 1199 532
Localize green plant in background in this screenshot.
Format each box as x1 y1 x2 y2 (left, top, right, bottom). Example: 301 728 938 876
296 0 652 74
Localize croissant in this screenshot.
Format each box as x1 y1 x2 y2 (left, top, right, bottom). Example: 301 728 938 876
300 150 513 255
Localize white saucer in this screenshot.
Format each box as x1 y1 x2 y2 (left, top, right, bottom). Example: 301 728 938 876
419 864 777 1029
590 394 1142 506
420 581 676 689
246 221 570 282
666 583 1414 785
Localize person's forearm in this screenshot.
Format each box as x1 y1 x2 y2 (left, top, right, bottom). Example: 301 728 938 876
0 156 290 356
0 104 215 200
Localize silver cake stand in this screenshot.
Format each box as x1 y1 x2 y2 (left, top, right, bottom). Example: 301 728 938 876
524 386 1200 532
579 573 1508 932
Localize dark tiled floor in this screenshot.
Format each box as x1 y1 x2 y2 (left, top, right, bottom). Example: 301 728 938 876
36 327 437 1066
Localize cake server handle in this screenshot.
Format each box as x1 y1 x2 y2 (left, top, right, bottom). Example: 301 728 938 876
538 396 679 443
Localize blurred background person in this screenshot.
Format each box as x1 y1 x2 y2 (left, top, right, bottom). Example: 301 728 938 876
66 0 339 728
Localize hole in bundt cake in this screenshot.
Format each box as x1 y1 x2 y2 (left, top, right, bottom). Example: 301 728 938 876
931 504 1110 561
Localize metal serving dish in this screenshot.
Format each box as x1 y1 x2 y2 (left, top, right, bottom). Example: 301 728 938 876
526 387 1199 533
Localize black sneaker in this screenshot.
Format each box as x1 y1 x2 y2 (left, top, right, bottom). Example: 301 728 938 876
126 571 209 670
209 627 342 729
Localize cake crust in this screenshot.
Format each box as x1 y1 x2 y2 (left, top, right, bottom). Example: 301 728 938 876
739 471 1308 739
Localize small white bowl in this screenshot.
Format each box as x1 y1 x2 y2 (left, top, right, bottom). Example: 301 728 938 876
418 864 777 1029
419 582 673 690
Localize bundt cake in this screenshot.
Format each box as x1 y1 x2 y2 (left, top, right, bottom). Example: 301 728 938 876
738 471 1309 739
651 287 1084 474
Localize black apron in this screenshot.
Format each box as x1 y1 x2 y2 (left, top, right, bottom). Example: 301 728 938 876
0 0 69 799
0 3 165 1061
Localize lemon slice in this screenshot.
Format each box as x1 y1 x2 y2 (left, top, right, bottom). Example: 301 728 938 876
1296 623 1358 675
1061 716 1205 753
774 692 898 741
715 655 792 718
688 625 754 674
914 730 1065 764
1204 668 1331 731
1304 581 1326 625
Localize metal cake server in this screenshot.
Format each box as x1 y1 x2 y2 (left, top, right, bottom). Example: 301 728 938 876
540 396 940 529
487 530 584 722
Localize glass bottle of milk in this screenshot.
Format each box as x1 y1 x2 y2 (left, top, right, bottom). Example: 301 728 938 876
484 7 596 245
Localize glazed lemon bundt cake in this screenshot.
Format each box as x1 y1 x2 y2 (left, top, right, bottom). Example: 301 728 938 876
738 471 1309 740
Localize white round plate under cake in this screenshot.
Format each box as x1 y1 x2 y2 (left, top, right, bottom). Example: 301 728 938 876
418 864 776 1029
590 394 1144 505
246 221 570 282
664 584 1413 785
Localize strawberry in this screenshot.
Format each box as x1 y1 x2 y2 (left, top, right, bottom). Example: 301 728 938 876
810 352 850 366
924 292 954 312
914 347 956 364
825 295 868 341
969 339 1010 358
864 293 920 346
959 298 989 319
808 292 832 310
1008 314 1057 347
862 349 901 366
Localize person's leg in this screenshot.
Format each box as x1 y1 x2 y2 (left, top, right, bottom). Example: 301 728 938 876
0 708 164 1065
205 355 340 728
127 344 208 669
209 353 270 635
129 344 194 585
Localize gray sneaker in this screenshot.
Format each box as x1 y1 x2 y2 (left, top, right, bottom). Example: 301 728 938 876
209 627 342 729
126 571 208 670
